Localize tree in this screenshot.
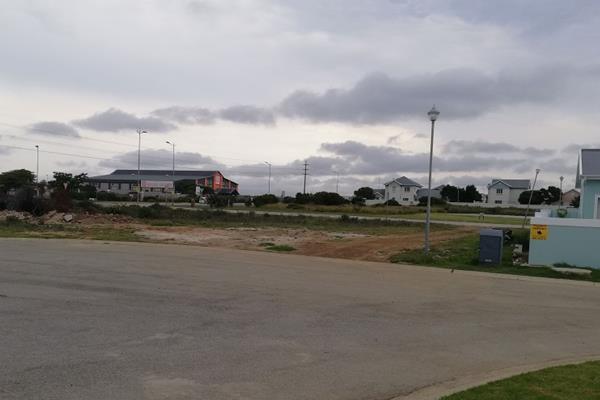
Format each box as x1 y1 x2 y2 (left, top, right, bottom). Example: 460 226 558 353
253 194 279 207
0 169 35 191
571 195 580 208
519 190 544 205
312 191 348 205
463 185 483 203
440 185 466 202
540 186 561 204
353 187 375 200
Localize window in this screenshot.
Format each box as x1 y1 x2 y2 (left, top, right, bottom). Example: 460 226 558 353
117 183 121 190
494 200 502 204
496 188 503 194
403 198 409 201
404 187 411 192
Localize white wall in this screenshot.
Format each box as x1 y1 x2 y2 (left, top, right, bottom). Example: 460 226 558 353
385 182 419 205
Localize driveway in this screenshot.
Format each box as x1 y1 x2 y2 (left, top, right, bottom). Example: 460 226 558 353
1 238 599 400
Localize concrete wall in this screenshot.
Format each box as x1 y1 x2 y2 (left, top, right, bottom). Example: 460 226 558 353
529 217 600 269
580 179 600 219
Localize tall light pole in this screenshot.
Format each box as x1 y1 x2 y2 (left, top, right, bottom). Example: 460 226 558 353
166 141 175 205
35 145 40 197
136 129 147 202
334 171 339 194
559 176 564 206
522 168 541 228
264 161 272 194
425 106 439 254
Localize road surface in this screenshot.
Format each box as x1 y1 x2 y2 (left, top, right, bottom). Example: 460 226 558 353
1 239 599 400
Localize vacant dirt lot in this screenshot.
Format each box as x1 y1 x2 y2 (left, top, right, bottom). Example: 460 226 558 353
136 225 476 262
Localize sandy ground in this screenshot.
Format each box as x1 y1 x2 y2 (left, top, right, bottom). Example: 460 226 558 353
1 210 477 262
135 226 476 262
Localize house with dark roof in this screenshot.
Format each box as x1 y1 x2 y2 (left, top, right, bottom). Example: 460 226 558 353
88 170 238 198
486 179 530 205
384 176 422 205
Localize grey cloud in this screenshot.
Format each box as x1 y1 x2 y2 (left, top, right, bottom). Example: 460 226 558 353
443 140 554 156
320 140 535 175
98 149 225 169
73 108 176 133
0 146 10 155
151 106 215 125
27 121 80 138
218 105 276 125
562 143 600 154
278 67 583 124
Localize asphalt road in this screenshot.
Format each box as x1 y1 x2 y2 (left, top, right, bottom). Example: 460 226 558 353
1 239 599 400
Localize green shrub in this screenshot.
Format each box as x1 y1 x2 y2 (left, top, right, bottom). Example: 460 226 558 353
253 194 279 207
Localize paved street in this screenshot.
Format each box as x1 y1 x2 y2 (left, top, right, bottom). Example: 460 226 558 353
1 239 599 400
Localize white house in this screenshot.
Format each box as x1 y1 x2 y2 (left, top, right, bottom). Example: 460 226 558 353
486 179 530 205
384 176 423 205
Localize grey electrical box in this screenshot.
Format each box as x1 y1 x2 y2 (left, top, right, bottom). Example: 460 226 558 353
479 229 503 265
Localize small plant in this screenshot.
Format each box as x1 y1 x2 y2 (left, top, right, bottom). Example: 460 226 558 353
265 244 295 252
259 242 275 247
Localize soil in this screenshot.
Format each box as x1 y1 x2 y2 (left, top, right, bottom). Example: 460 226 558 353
1 210 477 262
135 225 477 262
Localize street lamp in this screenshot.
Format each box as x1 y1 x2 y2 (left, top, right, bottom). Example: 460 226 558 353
334 170 339 194
425 106 440 254
166 141 176 205
522 168 541 228
559 176 564 206
136 129 147 202
264 161 272 194
35 145 39 197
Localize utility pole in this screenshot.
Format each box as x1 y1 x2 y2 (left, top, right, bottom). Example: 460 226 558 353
166 141 175 205
136 129 147 202
264 162 272 194
335 171 339 194
559 176 564 206
522 168 541 228
35 145 39 197
302 161 309 194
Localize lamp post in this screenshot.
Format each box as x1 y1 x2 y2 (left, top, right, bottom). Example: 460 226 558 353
136 129 147 202
425 106 439 254
522 168 541 228
335 171 339 194
559 176 564 206
35 145 39 197
166 141 175 205
264 161 272 194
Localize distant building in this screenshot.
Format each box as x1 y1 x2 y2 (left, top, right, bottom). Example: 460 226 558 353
373 189 385 200
384 176 423 205
89 169 238 198
486 179 530 205
558 189 579 206
416 188 442 201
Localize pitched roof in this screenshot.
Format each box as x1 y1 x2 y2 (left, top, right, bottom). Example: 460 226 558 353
89 169 218 182
489 179 530 189
579 149 600 176
384 176 423 188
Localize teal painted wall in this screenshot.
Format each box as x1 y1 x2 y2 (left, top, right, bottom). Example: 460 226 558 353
581 180 600 218
529 224 600 268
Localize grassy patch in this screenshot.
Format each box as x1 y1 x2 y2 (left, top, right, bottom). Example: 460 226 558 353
390 231 600 283
442 361 600 400
102 204 448 236
0 219 138 242
265 244 296 252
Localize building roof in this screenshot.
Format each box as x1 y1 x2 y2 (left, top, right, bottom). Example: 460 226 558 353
89 169 218 183
384 176 423 188
489 179 530 189
579 149 600 176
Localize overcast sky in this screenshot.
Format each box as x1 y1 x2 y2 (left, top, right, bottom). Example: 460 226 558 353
2 0 600 195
